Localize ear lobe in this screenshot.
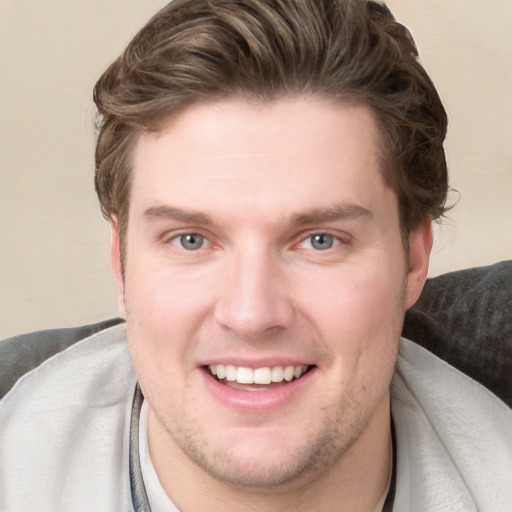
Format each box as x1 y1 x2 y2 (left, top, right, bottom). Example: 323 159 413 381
110 218 126 318
404 220 433 310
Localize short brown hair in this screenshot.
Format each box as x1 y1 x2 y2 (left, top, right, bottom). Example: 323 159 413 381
94 0 448 255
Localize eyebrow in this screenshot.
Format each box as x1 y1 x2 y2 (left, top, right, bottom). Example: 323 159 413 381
290 204 373 226
143 205 213 225
142 202 373 227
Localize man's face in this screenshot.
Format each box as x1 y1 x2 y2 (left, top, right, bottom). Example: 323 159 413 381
113 97 430 490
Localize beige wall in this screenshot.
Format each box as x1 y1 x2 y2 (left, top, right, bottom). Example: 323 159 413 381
1 0 511 339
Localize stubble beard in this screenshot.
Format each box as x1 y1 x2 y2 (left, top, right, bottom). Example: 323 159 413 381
156 392 372 493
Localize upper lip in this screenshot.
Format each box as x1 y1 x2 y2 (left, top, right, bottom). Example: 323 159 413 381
199 357 314 368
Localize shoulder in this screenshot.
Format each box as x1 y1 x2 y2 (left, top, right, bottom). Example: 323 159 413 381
0 321 135 509
0 318 125 399
392 337 512 510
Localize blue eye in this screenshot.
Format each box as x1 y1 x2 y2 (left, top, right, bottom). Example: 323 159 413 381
310 234 334 250
301 233 339 251
174 233 207 251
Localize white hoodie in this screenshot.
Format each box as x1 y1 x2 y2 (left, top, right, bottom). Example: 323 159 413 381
0 324 511 511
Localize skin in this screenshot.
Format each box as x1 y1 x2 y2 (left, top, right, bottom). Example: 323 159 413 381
111 97 432 511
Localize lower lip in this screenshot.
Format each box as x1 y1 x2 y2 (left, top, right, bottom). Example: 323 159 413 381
200 367 317 413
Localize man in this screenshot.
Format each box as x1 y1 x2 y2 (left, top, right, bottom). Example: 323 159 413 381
1 1 511 511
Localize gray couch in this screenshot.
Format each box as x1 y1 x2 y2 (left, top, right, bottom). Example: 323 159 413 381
2 261 511 406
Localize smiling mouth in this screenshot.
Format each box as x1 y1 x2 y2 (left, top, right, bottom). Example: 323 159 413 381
205 364 313 390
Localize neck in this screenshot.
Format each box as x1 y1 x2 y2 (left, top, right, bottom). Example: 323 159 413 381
147 397 392 512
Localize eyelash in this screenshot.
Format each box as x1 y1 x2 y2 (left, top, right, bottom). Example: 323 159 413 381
165 230 349 253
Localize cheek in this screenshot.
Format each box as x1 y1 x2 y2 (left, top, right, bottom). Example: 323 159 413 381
301 265 406 338
122 259 222 389
298 265 405 390
125 257 214 329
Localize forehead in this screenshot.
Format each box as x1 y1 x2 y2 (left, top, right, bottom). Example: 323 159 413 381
130 97 393 222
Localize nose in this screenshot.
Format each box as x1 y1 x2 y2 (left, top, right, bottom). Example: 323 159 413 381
214 247 295 337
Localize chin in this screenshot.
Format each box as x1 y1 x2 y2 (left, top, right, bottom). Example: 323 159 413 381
171 418 361 490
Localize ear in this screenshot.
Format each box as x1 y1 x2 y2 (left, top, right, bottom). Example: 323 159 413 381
110 218 127 318
404 220 433 310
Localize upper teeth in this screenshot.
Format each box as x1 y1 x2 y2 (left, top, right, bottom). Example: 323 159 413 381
208 364 308 385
